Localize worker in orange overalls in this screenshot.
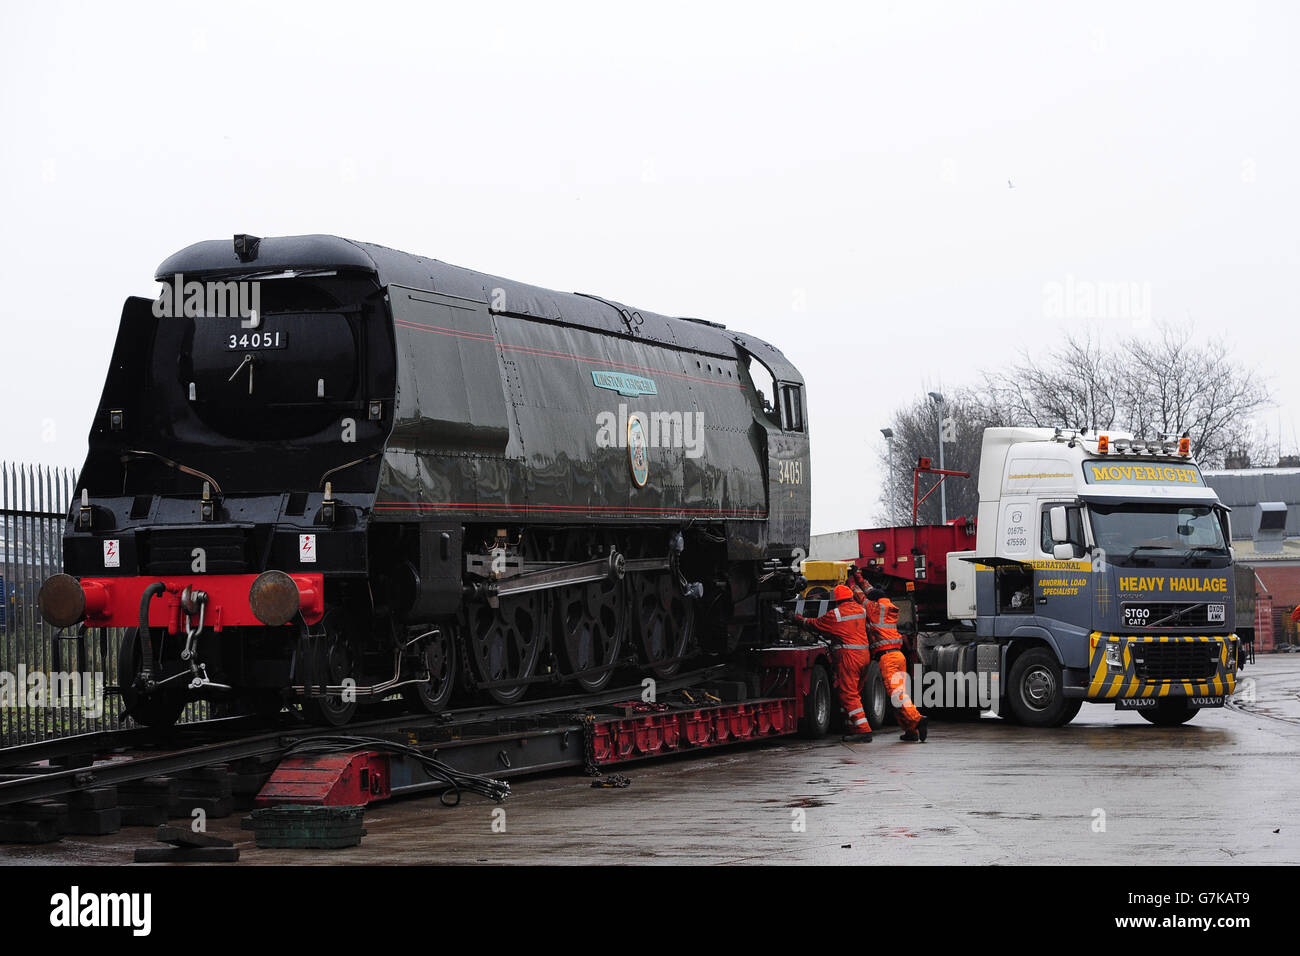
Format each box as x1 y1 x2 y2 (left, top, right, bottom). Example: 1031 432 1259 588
849 568 929 743
794 583 874 741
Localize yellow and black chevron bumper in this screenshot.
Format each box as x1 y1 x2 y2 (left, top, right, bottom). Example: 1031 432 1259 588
1086 633 1237 705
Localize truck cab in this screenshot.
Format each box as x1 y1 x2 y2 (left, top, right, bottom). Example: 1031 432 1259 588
943 427 1240 726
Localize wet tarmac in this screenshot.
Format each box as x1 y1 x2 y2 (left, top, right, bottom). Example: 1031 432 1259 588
5 657 1298 866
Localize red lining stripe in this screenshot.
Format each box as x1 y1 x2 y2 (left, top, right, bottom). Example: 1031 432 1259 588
393 319 496 342
373 501 766 516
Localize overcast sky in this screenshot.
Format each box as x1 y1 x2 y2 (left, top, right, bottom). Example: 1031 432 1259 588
2 1 1296 533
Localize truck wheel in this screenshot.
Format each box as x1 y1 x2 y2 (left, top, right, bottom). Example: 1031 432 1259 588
1137 700 1199 726
799 664 832 738
864 661 891 729
1006 648 1070 728
1054 698 1083 727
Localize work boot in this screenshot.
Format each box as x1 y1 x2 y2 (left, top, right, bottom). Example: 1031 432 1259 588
842 732 873 743
918 716 929 743
899 730 919 742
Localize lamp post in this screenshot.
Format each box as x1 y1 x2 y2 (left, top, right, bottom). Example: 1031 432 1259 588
880 427 895 524
928 392 946 524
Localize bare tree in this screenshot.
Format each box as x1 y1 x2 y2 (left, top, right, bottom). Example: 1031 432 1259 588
979 322 1270 467
977 333 1121 432
878 322 1274 521
875 390 998 526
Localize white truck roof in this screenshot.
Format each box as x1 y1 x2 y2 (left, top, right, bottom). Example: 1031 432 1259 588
980 427 1214 501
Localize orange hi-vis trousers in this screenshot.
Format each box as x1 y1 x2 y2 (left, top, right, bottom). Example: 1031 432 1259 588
835 646 873 734
878 650 922 732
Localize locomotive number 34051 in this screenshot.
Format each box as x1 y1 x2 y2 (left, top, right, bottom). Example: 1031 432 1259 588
777 459 803 484
226 331 288 350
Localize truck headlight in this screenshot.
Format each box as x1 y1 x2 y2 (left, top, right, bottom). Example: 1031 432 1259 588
1105 642 1123 667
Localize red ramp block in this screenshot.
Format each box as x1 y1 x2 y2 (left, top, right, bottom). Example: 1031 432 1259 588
255 752 390 807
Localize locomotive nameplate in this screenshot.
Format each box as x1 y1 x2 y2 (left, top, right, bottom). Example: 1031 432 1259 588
592 370 658 397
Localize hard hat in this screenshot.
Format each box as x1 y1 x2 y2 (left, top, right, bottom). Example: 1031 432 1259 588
833 585 854 602
865 587 887 601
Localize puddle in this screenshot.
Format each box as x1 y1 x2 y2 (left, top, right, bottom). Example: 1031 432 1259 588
874 825 917 838
785 797 831 808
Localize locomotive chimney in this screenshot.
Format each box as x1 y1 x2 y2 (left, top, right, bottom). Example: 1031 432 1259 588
233 234 261 262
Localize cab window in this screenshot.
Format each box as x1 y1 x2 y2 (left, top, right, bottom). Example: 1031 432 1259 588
743 354 782 427
780 384 804 432
1040 505 1085 557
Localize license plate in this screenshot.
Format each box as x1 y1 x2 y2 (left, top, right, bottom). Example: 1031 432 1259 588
225 331 288 350
1123 606 1151 627
1207 603 1225 623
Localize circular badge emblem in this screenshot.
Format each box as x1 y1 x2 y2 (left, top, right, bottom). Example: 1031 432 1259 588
627 413 649 487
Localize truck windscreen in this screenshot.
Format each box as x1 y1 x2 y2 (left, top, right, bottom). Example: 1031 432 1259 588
1088 503 1229 566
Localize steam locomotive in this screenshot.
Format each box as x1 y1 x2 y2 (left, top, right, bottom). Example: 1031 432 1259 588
39 235 810 726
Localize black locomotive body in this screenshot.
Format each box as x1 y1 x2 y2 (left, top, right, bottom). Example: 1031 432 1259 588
41 235 811 725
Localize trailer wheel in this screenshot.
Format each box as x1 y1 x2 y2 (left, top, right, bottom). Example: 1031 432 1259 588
799 665 832 738
864 661 891 729
1006 648 1071 728
1137 700 1199 726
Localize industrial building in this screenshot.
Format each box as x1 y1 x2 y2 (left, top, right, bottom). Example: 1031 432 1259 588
1203 465 1300 650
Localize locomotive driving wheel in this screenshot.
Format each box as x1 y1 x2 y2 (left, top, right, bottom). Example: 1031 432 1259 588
402 624 457 714
555 577 627 693
466 592 546 705
631 572 695 678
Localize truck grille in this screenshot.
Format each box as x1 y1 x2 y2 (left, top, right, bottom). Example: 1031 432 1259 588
140 528 250 574
1130 641 1219 682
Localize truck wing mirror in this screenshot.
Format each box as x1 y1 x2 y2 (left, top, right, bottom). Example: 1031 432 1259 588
1049 505 1069 543
1052 543 1075 560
